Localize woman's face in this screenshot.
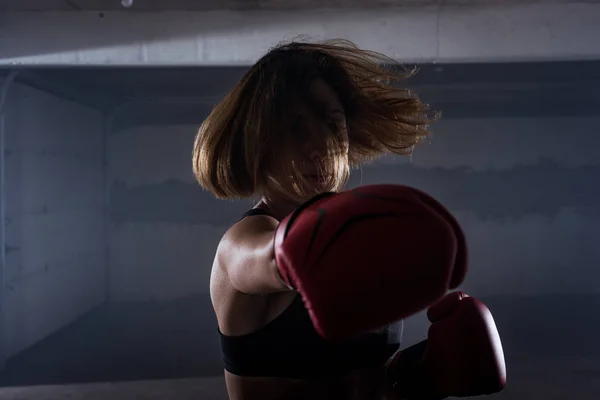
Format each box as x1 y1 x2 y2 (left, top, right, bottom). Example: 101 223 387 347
288 78 350 190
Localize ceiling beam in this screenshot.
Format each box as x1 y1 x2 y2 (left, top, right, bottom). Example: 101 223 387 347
1 4 599 66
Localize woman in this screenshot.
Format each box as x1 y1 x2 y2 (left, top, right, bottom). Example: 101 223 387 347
192 39 436 400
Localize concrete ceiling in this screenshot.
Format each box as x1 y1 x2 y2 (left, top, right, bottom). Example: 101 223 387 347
1 0 597 11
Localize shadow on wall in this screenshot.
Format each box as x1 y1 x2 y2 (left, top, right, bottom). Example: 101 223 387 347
0 295 220 386
110 159 600 227
111 160 600 226
346 159 600 220
1 293 600 388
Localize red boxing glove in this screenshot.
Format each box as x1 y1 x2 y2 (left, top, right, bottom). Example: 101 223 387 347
273 184 467 340
388 292 507 399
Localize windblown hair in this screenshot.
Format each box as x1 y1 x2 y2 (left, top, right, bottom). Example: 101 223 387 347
192 38 437 201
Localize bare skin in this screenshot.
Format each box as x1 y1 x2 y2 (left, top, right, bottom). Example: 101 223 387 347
210 80 392 399
211 214 387 400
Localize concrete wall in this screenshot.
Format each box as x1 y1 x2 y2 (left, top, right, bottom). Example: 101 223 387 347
107 115 600 302
108 122 228 302
1 81 106 359
0 70 596 392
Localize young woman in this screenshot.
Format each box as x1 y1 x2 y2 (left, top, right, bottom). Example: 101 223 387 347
193 39 435 400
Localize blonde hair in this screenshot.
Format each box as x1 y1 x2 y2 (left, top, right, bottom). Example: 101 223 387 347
192 38 437 201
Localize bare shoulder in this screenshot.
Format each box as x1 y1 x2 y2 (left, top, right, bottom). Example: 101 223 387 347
220 213 279 249
215 213 278 272
211 214 282 333
212 211 284 296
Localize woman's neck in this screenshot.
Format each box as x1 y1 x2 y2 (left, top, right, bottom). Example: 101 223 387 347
258 196 299 221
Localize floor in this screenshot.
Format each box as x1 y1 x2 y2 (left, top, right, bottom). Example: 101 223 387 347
2 359 600 400
0 377 228 400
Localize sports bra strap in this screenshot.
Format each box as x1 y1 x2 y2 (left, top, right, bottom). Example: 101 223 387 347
241 208 272 219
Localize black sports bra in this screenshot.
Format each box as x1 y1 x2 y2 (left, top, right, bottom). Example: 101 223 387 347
217 208 402 379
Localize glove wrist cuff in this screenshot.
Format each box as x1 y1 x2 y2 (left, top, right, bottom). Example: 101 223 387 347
386 340 443 400
276 267 296 291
